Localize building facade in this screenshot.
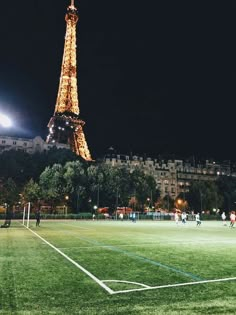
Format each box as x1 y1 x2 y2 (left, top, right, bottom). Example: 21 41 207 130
0 135 69 154
104 152 231 199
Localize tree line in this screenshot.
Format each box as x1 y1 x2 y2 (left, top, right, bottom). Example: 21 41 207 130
0 149 158 213
0 149 236 215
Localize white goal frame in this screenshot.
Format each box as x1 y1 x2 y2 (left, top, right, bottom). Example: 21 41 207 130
22 202 31 228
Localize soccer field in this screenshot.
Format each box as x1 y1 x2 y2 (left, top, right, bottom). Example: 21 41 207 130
0 219 235 315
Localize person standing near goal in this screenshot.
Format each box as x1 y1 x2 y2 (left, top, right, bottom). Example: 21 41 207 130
195 213 201 226
35 210 41 227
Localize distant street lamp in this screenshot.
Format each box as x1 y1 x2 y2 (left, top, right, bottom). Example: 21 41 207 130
176 198 184 211
64 195 69 215
177 199 182 206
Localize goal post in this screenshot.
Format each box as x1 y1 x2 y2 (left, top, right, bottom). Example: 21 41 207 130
27 202 31 228
22 202 31 228
22 206 26 225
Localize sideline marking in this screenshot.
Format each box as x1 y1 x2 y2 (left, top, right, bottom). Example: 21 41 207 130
25 227 114 295
110 277 236 295
58 240 236 250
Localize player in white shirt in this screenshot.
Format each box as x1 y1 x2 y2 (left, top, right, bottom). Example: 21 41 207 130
195 213 201 226
174 212 179 225
181 212 187 224
221 212 227 226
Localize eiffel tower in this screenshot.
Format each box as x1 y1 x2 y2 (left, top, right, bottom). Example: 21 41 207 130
47 0 92 161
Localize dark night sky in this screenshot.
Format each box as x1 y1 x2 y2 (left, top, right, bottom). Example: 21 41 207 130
0 0 233 160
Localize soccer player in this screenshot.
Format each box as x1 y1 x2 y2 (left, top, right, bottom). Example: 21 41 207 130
221 212 227 226
119 213 124 221
35 210 41 227
229 211 235 228
181 212 187 224
195 213 201 226
174 211 179 225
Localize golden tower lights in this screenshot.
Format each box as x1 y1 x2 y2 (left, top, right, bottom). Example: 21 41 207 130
47 0 92 161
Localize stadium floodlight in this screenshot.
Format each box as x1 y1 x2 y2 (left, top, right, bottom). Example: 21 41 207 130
0 113 12 128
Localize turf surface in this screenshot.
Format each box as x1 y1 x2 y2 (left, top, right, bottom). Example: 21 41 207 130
0 219 235 314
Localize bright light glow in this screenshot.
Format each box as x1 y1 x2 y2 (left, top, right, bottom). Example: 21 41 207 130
177 199 182 205
0 113 12 128
47 1 92 161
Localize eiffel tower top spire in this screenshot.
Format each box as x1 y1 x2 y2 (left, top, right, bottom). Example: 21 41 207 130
68 0 76 11
70 0 75 8
54 0 79 116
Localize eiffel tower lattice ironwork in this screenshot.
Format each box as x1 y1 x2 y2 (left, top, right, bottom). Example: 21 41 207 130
46 0 92 161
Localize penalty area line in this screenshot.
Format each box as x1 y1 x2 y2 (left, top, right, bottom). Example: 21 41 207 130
25 227 114 295
111 277 236 295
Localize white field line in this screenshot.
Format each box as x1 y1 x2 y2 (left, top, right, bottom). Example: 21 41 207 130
110 277 236 295
58 243 160 250
57 239 236 250
25 227 114 295
103 280 151 288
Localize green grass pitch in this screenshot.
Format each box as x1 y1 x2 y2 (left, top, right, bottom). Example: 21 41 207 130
0 219 235 314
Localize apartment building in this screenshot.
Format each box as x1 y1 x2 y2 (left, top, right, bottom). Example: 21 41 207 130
0 135 69 154
104 152 231 199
